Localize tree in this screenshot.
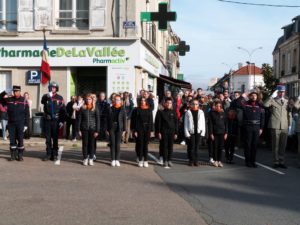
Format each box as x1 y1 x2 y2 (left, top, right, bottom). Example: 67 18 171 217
258 63 279 100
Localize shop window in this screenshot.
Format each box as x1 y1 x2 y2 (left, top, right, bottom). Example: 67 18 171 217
58 0 89 29
0 0 17 31
0 72 12 92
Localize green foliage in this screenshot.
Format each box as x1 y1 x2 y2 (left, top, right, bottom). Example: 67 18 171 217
259 63 279 100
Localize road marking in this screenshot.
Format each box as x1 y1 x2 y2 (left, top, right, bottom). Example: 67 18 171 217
232 153 285 175
148 153 160 164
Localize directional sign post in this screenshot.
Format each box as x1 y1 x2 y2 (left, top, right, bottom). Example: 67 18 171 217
168 41 190 56
141 2 177 31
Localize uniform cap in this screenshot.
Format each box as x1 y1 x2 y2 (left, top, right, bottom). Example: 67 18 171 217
276 85 285 92
12 85 21 91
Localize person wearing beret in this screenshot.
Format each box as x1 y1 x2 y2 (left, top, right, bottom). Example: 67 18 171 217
0 86 29 161
264 85 290 169
241 90 265 168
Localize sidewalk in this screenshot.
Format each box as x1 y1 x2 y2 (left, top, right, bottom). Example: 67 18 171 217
0 143 207 225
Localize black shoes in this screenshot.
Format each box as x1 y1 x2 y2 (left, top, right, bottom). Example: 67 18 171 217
279 164 287 169
246 162 257 168
273 164 287 169
18 152 24 161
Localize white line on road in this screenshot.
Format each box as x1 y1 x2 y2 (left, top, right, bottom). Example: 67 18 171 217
232 153 285 175
149 151 285 175
148 153 160 164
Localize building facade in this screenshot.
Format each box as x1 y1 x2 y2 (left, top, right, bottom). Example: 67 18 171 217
273 15 300 97
210 64 263 94
0 0 185 111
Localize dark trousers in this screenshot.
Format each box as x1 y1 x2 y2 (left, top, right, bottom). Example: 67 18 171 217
109 125 122 160
212 134 224 161
66 118 76 139
225 135 236 161
190 134 201 163
244 125 260 164
159 139 163 158
81 130 96 159
44 119 59 157
186 138 192 161
136 129 150 161
161 131 174 162
207 137 213 159
8 122 24 151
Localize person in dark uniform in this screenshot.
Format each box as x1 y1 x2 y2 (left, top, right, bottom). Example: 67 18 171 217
0 86 29 161
131 97 153 168
41 81 66 161
242 90 265 168
155 97 178 168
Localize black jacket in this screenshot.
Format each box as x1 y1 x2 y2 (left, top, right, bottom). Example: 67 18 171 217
66 101 75 119
208 111 228 135
242 100 265 129
3 96 29 126
77 107 100 132
41 93 66 123
107 106 127 132
155 109 178 135
96 100 110 130
131 107 153 133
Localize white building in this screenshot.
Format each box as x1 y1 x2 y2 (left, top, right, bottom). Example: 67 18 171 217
231 64 264 93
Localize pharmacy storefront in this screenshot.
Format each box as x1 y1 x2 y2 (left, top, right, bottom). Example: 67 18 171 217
0 39 141 110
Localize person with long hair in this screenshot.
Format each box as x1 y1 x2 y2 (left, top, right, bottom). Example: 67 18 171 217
131 97 153 167
107 95 126 167
77 93 100 166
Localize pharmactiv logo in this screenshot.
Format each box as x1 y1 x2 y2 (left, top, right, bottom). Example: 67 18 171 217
0 47 129 64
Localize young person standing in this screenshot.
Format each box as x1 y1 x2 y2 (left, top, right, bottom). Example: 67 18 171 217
155 97 178 168
131 97 153 168
77 94 100 166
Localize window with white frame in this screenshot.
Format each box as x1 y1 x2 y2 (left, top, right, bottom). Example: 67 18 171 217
0 72 12 93
293 82 299 97
58 0 89 29
0 0 17 31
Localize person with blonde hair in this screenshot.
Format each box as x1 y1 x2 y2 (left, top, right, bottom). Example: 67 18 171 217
77 93 100 166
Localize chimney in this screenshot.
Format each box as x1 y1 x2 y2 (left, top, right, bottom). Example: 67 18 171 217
238 63 243 69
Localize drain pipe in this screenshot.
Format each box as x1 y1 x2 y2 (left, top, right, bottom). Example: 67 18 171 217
146 0 150 40
118 0 123 37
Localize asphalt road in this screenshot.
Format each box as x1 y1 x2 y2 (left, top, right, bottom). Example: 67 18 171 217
0 144 206 225
153 146 300 225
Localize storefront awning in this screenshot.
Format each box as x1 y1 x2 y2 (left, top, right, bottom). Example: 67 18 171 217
158 75 192 89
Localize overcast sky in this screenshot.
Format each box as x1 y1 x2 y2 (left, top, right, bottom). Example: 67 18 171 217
171 0 300 89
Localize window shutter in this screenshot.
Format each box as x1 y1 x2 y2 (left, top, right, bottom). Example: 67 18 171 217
18 0 34 32
89 0 106 30
34 0 53 30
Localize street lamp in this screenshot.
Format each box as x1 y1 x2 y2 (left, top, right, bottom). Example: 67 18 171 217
222 62 239 94
237 46 263 89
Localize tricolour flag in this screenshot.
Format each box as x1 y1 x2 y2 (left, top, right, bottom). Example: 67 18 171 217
41 33 51 85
